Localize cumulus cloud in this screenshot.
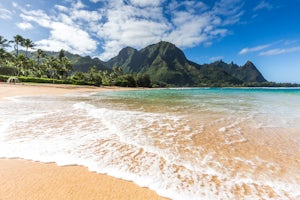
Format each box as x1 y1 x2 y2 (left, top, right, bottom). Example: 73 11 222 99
97 0 244 60
16 22 33 30
14 0 245 60
18 2 98 54
239 44 271 55
129 0 162 7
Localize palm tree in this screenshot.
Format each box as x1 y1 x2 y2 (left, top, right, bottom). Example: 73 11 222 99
0 48 7 65
57 49 73 79
15 54 28 76
59 56 73 80
100 70 111 86
45 56 59 80
36 49 46 69
23 38 35 57
87 66 102 86
13 35 25 57
0 35 11 49
0 36 11 65
58 49 65 61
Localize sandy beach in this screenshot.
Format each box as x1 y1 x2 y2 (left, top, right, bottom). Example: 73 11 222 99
0 83 167 200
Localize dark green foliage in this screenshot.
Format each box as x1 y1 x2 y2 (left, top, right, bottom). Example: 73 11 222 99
197 65 243 86
87 66 102 86
0 66 18 76
64 52 108 72
237 61 266 82
137 74 151 87
114 74 137 87
207 60 267 83
106 47 144 73
0 74 80 85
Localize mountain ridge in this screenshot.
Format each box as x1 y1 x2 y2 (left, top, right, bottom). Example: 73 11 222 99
22 41 267 86
105 41 267 86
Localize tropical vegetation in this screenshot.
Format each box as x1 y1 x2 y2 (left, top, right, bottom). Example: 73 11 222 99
0 35 299 87
0 35 151 87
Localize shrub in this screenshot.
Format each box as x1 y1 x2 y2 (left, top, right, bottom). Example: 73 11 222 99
0 66 18 76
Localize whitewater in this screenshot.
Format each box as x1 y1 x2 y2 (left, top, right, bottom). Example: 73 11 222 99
0 88 299 199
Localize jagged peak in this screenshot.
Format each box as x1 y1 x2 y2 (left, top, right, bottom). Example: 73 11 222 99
144 41 178 51
119 46 137 53
244 60 255 67
157 40 176 46
117 46 138 58
122 46 137 51
241 61 260 71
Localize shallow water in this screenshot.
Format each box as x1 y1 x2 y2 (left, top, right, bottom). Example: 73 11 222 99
0 88 300 199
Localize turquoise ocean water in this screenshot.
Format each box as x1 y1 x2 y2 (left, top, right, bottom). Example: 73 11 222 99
0 88 299 199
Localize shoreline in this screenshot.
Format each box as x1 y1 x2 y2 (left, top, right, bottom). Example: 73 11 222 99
0 82 141 100
0 158 168 200
0 83 168 200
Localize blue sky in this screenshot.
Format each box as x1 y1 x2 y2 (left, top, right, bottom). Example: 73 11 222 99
0 0 300 82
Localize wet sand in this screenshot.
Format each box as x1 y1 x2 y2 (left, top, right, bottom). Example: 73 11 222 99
0 83 167 200
0 82 139 101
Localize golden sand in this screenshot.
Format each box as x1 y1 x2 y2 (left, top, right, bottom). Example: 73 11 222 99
0 83 168 200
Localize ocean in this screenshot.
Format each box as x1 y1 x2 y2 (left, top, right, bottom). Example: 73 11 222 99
0 88 299 199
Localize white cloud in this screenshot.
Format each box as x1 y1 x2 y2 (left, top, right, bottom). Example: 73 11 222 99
71 9 102 22
129 0 162 7
36 39 72 52
260 46 300 56
54 5 69 12
18 3 98 55
16 22 33 30
96 2 170 59
12 2 18 8
73 0 85 9
239 40 300 56
212 0 244 25
96 0 244 60
0 7 12 19
239 44 271 55
283 40 299 46
14 0 245 60
20 10 52 27
254 1 273 11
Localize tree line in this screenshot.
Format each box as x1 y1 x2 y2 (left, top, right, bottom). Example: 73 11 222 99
0 34 151 87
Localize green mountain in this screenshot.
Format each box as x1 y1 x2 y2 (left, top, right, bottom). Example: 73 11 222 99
18 41 267 86
106 47 144 73
106 41 267 86
206 60 266 82
107 41 201 86
64 52 108 72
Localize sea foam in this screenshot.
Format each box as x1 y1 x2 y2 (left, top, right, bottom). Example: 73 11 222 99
1 89 300 200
